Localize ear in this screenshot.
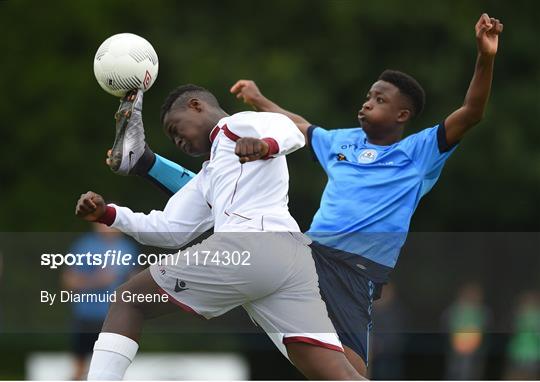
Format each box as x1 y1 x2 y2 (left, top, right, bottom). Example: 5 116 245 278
187 98 203 112
397 109 411 123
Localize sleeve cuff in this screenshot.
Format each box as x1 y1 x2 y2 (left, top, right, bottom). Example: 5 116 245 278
307 125 319 162
437 120 459 153
97 205 117 226
262 138 279 159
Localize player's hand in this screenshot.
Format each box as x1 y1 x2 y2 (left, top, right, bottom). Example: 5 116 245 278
235 138 269 164
230 80 265 109
75 191 107 221
475 13 503 56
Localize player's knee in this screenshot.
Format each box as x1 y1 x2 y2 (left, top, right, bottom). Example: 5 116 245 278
286 342 364 380
353 362 367 378
343 346 368 377
328 360 364 380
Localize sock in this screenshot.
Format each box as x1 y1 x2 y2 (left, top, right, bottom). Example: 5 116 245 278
87 332 139 380
130 144 157 176
146 153 196 195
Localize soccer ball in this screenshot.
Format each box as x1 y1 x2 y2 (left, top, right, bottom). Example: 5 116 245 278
93 33 159 97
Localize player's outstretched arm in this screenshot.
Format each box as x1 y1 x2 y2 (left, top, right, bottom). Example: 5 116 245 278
230 80 312 143
444 13 503 146
75 182 213 249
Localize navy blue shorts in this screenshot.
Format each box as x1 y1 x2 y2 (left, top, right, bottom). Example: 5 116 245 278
310 242 383 364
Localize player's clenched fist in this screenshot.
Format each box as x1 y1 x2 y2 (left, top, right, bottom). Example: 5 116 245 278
475 13 503 56
75 191 107 221
235 137 269 164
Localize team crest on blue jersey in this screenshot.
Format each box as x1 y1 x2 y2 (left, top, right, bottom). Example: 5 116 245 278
357 149 378 163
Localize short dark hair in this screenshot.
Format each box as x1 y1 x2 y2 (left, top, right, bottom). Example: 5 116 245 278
160 84 221 123
378 70 425 118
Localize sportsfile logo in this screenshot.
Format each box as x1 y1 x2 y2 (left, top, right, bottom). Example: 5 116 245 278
40 250 252 269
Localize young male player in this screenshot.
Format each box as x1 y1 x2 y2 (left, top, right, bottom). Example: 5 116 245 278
105 14 502 376
76 85 363 380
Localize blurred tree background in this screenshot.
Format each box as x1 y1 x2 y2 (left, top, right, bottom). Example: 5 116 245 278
0 0 539 379
1 0 538 232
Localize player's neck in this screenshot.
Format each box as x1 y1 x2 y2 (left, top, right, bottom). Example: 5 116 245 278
209 110 229 129
366 129 403 146
202 110 229 140
215 108 229 118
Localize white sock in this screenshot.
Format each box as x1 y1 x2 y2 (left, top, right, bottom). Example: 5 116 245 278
87 332 139 380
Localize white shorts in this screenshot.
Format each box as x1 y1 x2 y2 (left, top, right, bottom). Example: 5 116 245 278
149 232 343 356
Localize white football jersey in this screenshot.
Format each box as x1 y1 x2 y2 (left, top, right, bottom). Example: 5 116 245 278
110 111 305 248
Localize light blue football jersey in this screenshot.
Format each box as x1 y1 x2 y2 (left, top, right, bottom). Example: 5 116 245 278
307 123 457 272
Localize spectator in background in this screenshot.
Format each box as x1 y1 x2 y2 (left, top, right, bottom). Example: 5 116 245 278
370 283 407 380
442 282 490 380
61 223 138 380
504 291 540 380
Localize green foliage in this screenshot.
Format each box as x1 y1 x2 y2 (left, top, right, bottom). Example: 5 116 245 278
0 0 538 231
0 1 538 378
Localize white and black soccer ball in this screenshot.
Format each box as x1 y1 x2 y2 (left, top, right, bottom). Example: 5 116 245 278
93 33 159 97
